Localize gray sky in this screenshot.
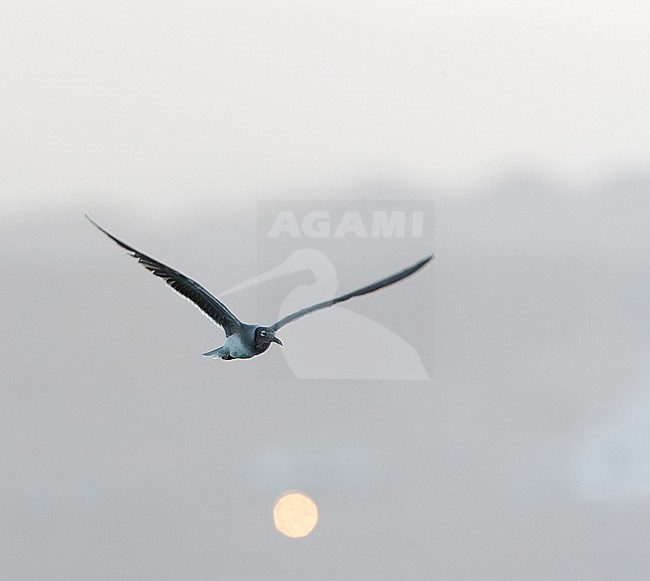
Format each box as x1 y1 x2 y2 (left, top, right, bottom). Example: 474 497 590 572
2 1 650 218
1 2 650 580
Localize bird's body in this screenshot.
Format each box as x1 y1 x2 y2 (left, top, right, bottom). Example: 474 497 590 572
202 324 276 360
86 215 433 362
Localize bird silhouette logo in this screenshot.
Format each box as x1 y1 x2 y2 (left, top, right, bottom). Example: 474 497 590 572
220 248 432 379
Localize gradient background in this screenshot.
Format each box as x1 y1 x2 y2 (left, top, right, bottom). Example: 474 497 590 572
2 2 649 579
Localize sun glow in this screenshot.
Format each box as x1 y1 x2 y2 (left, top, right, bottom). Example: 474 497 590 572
273 492 318 538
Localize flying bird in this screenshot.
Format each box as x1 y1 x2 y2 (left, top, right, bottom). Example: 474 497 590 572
86 215 433 361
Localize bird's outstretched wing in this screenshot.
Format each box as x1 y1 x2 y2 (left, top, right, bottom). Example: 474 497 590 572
269 255 433 332
86 215 244 337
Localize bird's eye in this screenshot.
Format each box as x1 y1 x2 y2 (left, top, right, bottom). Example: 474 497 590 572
261 330 266 336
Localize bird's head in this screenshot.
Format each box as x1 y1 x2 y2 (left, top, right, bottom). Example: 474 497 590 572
254 327 283 353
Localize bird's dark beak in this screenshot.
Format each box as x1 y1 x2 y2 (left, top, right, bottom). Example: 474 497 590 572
272 336 283 346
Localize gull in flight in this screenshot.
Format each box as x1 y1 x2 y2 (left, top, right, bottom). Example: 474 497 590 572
86 216 433 361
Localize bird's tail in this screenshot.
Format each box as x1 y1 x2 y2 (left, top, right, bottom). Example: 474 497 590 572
202 347 223 358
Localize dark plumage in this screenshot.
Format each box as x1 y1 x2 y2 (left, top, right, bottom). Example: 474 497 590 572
86 215 433 361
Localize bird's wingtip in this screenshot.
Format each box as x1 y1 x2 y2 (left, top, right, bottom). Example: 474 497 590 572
85 214 100 229
85 215 116 240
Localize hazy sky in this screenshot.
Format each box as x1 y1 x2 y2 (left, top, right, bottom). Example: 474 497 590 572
2 3 649 580
2 1 650 219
